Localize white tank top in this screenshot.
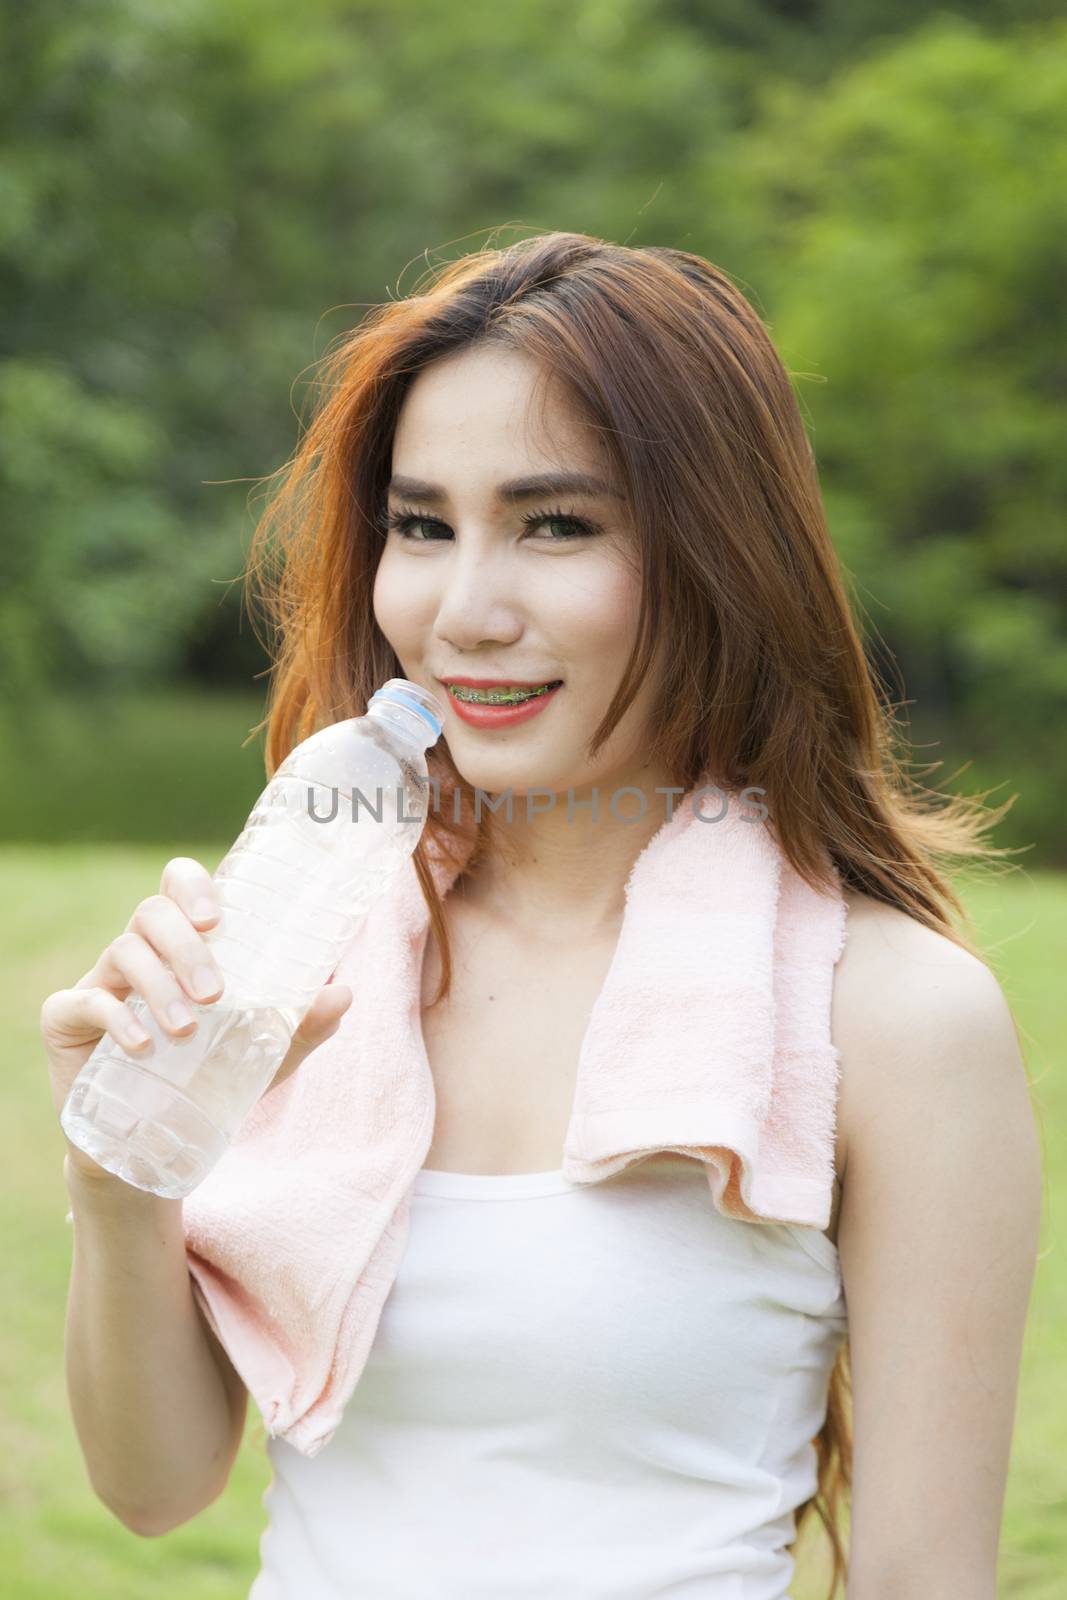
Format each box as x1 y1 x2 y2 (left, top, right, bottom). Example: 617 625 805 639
248 1153 847 1600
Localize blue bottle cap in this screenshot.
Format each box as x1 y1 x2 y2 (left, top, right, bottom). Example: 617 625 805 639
368 681 444 742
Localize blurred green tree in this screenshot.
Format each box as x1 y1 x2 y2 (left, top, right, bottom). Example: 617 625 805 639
721 15 1067 855
1 0 1063 853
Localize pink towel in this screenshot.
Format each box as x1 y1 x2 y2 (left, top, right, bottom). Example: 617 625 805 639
182 783 848 1458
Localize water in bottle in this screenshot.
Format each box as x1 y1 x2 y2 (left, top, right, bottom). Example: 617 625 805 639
60 678 445 1199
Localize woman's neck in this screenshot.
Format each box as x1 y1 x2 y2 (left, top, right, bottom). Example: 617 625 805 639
452 769 683 939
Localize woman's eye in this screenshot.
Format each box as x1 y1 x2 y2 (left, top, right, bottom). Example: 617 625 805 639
382 512 449 542
381 508 602 543
527 514 601 542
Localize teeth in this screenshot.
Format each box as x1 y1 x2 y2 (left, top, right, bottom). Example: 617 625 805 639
449 682 559 705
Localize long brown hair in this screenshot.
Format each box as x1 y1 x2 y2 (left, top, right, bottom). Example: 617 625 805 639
239 229 1023 1595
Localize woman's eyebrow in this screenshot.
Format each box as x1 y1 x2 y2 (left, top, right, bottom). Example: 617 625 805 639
386 471 625 505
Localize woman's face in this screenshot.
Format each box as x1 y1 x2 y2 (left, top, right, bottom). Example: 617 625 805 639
373 342 666 800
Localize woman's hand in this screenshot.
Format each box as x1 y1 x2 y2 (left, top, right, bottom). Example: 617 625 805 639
41 854 353 1191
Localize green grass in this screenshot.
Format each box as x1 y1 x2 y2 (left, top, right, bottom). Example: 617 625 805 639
1 847 1063 1598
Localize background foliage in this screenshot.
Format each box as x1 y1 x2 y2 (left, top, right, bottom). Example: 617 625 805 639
1 0 1064 854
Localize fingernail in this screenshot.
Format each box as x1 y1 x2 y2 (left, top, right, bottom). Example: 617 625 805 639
168 999 195 1028
125 1020 151 1047
192 898 217 922
192 965 221 1000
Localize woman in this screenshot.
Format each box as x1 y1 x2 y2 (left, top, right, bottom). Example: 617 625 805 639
52 232 1041 1597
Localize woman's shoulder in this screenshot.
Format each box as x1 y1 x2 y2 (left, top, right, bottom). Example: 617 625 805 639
836 886 999 991
831 887 1018 1177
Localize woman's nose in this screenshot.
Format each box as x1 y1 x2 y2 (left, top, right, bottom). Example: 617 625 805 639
431 542 524 648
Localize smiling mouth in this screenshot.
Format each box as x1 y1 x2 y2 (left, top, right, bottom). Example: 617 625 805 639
446 681 563 705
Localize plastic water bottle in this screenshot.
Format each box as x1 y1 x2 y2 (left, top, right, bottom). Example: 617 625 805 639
60 678 445 1200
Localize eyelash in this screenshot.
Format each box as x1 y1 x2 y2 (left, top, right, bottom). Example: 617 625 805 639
380 503 603 544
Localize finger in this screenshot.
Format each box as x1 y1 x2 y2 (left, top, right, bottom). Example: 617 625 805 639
127 893 225 1005
266 984 352 1094
158 856 221 930
76 866 223 1000
90 930 205 1039
290 983 352 1049
41 984 154 1057
42 985 155 1125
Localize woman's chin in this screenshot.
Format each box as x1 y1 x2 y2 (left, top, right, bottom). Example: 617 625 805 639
444 751 576 806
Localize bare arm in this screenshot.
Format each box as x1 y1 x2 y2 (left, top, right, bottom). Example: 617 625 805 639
43 853 351 1536
833 904 1043 1597
63 1156 246 1536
